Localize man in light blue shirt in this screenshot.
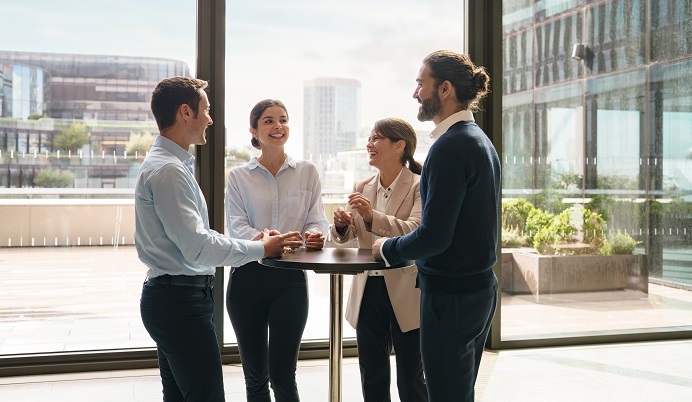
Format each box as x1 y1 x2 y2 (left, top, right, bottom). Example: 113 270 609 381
136 77 303 402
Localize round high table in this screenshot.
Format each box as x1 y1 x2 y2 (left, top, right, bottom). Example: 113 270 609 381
260 247 387 402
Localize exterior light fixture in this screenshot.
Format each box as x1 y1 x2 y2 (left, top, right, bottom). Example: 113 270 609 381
572 43 586 60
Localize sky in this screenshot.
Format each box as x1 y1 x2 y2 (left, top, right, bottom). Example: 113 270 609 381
3 0 465 158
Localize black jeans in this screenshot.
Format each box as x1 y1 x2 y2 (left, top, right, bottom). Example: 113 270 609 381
227 262 309 402
357 276 427 402
140 279 224 402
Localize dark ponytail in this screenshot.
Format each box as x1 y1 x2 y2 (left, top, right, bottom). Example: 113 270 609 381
406 154 422 175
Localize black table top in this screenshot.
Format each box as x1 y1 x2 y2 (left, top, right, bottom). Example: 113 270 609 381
260 247 386 275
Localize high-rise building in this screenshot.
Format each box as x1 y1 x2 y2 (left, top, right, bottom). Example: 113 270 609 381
303 77 361 176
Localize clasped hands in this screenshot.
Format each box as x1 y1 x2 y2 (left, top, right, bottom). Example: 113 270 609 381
254 228 325 258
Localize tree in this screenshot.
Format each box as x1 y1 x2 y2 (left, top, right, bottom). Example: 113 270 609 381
33 168 75 188
126 131 156 155
53 123 91 153
226 148 252 162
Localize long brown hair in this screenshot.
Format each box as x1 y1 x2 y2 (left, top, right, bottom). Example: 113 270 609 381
423 50 490 113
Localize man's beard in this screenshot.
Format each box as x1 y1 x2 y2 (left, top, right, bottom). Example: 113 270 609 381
417 91 442 122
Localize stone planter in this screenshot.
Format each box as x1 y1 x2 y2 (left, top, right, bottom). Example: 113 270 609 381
501 250 648 302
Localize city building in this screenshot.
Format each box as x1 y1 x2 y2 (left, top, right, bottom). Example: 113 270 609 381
303 77 361 177
0 50 189 187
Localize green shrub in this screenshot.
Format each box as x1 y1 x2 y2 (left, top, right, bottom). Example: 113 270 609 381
53 123 91 152
582 208 606 249
601 232 640 255
33 168 74 188
526 210 577 254
525 208 553 243
502 226 528 248
502 198 535 234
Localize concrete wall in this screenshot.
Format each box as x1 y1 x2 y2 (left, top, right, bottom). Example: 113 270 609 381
0 201 135 247
0 199 349 248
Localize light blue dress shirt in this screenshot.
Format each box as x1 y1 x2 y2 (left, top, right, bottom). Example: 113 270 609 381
135 135 264 278
225 155 329 265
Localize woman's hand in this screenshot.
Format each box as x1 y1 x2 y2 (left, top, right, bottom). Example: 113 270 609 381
304 230 325 250
348 192 373 223
333 207 353 230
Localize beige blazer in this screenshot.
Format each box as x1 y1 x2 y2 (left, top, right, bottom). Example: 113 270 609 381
330 167 422 332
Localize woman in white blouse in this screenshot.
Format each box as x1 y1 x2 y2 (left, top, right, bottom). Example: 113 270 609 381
330 118 427 402
225 99 329 402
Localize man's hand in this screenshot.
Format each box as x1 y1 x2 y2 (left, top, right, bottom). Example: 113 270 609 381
251 228 280 241
304 230 325 250
260 231 303 258
372 237 387 260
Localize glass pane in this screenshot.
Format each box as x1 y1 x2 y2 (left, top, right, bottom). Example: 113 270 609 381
224 0 464 344
501 0 692 341
0 1 195 354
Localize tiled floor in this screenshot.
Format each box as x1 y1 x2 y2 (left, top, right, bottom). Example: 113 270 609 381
1 341 692 401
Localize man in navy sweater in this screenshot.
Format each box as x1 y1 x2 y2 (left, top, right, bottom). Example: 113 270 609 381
373 50 501 401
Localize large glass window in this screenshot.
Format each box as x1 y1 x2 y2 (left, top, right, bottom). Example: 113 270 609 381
500 0 692 342
0 1 195 355
223 0 465 344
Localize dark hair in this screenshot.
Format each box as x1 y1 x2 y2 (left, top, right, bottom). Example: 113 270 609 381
423 50 490 113
150 76 208 131
372 118 422 175
249 99 289 149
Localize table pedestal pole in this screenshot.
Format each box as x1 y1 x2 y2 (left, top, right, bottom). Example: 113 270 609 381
328 273 343 402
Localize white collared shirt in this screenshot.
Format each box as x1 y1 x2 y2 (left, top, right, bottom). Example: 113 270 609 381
429 110 475 141
225 155 329 265
369 168 403 276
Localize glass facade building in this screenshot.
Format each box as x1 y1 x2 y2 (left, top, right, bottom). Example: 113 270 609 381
499 0 692 343
0 51 189 188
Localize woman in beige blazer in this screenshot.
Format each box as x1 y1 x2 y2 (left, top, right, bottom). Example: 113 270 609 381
330 118 427 402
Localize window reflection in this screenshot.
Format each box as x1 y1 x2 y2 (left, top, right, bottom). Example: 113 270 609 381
501 0 692 341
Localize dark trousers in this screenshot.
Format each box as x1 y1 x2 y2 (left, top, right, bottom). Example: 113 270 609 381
420 283 498 402
357 276 427 402
140 281 224 402
227 262 309 402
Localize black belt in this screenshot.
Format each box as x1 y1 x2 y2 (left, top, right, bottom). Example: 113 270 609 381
146 274 214 288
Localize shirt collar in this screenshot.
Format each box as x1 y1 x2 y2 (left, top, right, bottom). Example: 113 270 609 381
154 135 194 164
377 167 403 193
247 154 297 170
429 110 475 141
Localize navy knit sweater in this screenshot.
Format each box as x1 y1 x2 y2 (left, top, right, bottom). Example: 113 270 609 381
381 121 501 293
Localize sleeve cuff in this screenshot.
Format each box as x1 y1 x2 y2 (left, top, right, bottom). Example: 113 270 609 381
381 251 392 267
247 240 265 262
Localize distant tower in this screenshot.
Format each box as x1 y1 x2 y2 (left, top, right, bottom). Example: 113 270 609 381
303 77 361 176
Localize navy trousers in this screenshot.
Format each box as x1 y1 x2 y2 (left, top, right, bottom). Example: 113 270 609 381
227 262 309 402
419 283 498 402
140 281 224 402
